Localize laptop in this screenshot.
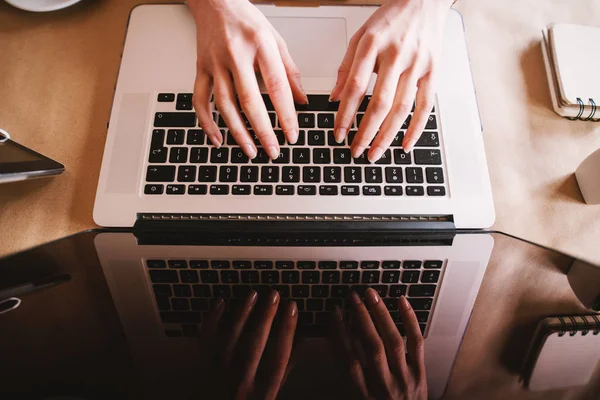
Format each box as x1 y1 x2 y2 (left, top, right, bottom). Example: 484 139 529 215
93 4 495 229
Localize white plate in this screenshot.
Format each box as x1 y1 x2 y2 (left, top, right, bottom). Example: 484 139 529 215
5 0 84 12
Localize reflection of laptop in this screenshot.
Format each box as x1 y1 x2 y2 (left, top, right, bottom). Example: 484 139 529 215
94 231 493 399
93 4 494 229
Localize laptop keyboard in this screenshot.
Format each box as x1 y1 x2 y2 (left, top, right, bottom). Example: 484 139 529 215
145 93 447 197
146 258 445 338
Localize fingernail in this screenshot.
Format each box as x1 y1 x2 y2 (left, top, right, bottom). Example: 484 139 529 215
403 139 416 153
366 288 380 304
209 134 221 148
400 296 411 310
242 144 257 159
334 306 343 321
249 290 258 305
267 145 280 160
288 300 297 316
351 291 362 305
335 127 347 143
352 145 365 159
301 90 309 105
270 290 280 304
368 146 384 162
288 129 299 144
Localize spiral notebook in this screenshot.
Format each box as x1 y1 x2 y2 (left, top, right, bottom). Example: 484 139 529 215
541 23 600 120
521 314 600 391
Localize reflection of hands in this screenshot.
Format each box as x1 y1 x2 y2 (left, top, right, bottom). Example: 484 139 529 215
197 290 298 399
187 0 306 160
331 0 452 160
330 289 427 400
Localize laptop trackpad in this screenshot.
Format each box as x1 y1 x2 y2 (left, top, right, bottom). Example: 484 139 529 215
268 17 347 78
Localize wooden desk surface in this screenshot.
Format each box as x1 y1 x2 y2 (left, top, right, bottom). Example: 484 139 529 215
1 0 599 262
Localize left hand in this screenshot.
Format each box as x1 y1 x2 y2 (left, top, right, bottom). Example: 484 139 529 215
330 0 452 161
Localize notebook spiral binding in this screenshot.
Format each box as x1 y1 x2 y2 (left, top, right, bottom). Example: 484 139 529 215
567 97 599 121
557 314 600 337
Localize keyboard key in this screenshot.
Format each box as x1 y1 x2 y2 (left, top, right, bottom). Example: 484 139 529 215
252 148 270 164
231 148 249 163
177 93 193 102
382 261 401 269
169 147 188 163
190 260 209 269
168 260 187 269
406 167 424 183
298 261 316 269
322 271 341 284
297 95 339 111
180 270 199 283
144 184 164 195
232 261 251 269
200 270 218 283
312 285 329 298
385 167 403 183
425 115 437 130
406 186 425 196
272 148 290 164
362 271 380 284
273 129 285 144
232 185 251 195
188 185 208 195
402 115 411 129
154 284 172 297
421 270 440 283
318 113 334 128
302 271 319 284
158 93 175 102
241 271 260 284
313 148 331 164
282 271 300 284
361 261 379 269
401 270 420 283
341 185 360 195
403 261 422 269
382 271 401 283
348 131 357 145
178 166 197 182
352 285 369 296
148 147 167 163
190 299 209 312
166 184 185 194
193 284 211 297
308 130 326 145
254 261 274 269
426 167 444 184
241 166 259 182
384 186 403 196
210 185 229 195
190 147 209 163
276 185 295 195
261 271 279 284
340 261 359 269
186 130 205 145
365 167 383 183
408 298 433 311
384 298 398 311
353 152 370 165
342 271 360 284
161 311 202 324
272 285 290 297
293 148 310 164
147 260 167 269
176 101 193 110
210 148 229 163
254 185 273 195
334 149 352 164
146 166 175 182
276 261 294 270
319 185 338 195
154 112 196 127
290 130 306 146
394 149 412 164
282 166 300 183
416 132 439 147
261 166 279 182
424 260 443 269
344 167 362 183
324 167 342 183
415 311 430 323
326 298 345 311
298 185 316 195
414 149 442 165
150 270 178 283
213 285 231 298
307 299 323 312
331 285 350 298
298 113 315 128
302 167 321 183
374 150 392 165
427 186 446 196
318 261 337 270
389 285 407 297
292 285 310 297
391 131 404 147
363 186 381 195
211 260 230 269
327 130 344 146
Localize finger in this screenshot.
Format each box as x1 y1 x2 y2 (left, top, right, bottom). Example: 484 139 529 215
365 289 410 383
199 298 225 341
334 35 377 146
256 40 300 144
212 68 258 158
261 300 298 400
399 296 426 380
193 71 222 148
375 70 418 156
272 28 308 105
349 291 394 393
329 306 370 399
232 64 281 160
351 58 403 160
235 290 280 397
403 71 436 152
220 290 259 368
330 27 363 102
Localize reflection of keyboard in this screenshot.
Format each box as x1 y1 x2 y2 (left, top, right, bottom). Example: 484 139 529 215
144 93 447 197
146 258 445 338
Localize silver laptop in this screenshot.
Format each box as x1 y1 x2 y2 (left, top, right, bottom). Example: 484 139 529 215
93 4 495 229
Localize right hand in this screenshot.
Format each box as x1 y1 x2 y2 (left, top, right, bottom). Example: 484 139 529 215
187 0 308 160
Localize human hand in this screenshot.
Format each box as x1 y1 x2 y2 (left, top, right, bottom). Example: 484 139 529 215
187 0 308 160
330 0 452 161
196 290 298 399
330 289 427 399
